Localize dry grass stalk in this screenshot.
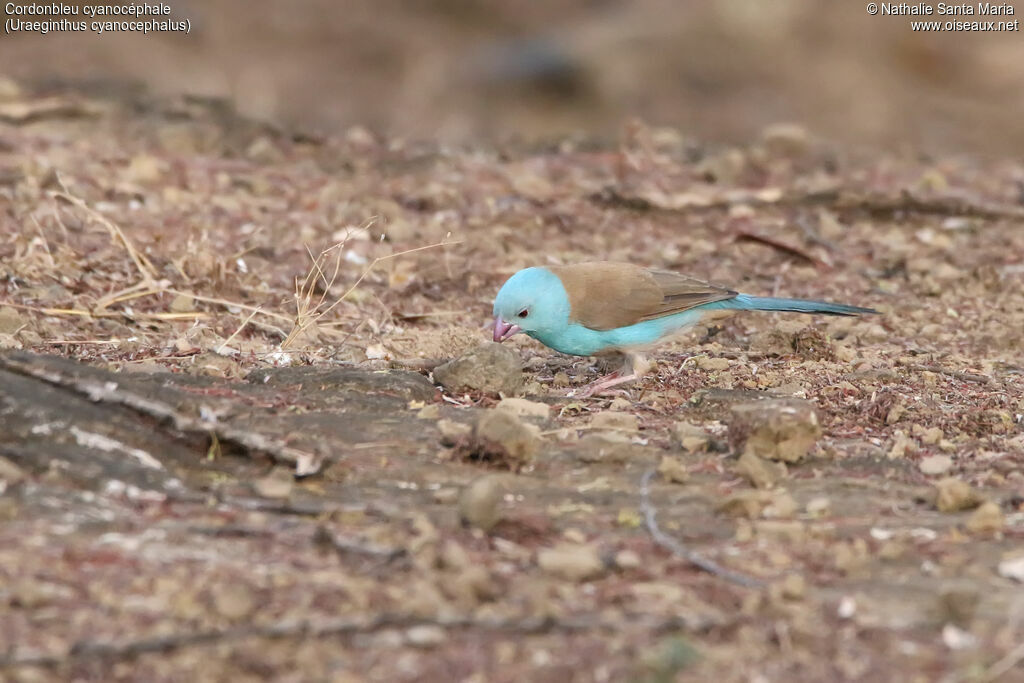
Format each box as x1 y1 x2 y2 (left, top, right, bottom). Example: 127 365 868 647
281 228 459 350
52 188 161 311
38 190 291 338
33 190 456 358
216 307 263 355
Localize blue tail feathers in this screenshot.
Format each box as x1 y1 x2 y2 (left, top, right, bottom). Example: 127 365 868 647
716 294 877 317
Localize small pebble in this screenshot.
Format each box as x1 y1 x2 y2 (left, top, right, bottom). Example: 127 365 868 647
729 399 821 463
997 555 1024 583
474 410 541 466
213 583 256 620
537 544 605 582
735 451 784 489
934 477 982 513
406 625 448 648
458 475 505 531
696 356 730 372
589 411 639 433
608 397 632 411
919 454 954 476
576 432 637 463
252 468 294 499
613 549 642 570
674 421 709 453
433 342 523 394
437 419 471 446
965 501 1003 534
657 455 689 484
496 398 550 420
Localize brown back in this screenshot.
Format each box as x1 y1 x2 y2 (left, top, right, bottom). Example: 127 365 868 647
548 262 737 331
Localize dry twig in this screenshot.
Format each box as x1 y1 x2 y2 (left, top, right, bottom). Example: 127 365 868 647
982 640 1024 683
53 189 159 286
640 469 763 588
899 361 995 387
734 231 830 269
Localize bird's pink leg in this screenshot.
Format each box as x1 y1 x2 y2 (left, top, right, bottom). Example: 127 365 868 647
568 352 651 398
570 372 636 398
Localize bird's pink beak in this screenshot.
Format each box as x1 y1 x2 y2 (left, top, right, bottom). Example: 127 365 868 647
493 316 522 342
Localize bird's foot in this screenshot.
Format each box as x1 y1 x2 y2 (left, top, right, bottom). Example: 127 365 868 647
568 372 639 398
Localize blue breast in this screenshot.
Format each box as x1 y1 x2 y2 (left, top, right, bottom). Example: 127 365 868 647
530 308 708 356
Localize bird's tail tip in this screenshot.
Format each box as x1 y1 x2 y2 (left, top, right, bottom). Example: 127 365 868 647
732 295 879 317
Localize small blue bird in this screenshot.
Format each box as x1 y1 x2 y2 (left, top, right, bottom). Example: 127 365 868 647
492 262 877 396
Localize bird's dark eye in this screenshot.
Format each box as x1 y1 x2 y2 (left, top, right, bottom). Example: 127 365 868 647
518 309 529 318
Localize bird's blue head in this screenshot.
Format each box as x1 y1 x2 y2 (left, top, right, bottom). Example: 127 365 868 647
492 267 570 343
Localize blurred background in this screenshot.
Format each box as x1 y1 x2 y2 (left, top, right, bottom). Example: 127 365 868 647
2 0 1023 155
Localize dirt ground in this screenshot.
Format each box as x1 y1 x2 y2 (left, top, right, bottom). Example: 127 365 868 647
1 86 1023 682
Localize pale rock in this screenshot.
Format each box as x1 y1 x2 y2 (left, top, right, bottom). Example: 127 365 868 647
921 426 944 445
613 549 642 570
717 490 773 519
496 398 550 420
458 475 505 531
729 399 821 463
252 468 294 499
213 583 256 620
763 490 798 519
437 419 471 446
854 322 889 344
674 421 710 453
888 431 914 459
608 397 632 411
589 411 639 432
0 307 25 335
537 544 605 582
997 555 1024 582
406 625 448 648
126 154 164 183
697 356 730 372
433 343 523 394
680 436 709 453
753 520 806 543
735 451 785 489
416 404 440 420
169 293 195 313
474 410 541 466
0 456 26 488
365 344 390 360
805 497 831 517
656 455 689 484
919 454 954 476
439 539 471 570
934 477 982 513
576 432 638 464
778 573 806 601
886 404 905 425
965 501 1003 534
432 487 459 505
941 624 977 651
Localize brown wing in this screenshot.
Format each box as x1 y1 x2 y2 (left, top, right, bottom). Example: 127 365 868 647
548 262 736 331
642 269 737 319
